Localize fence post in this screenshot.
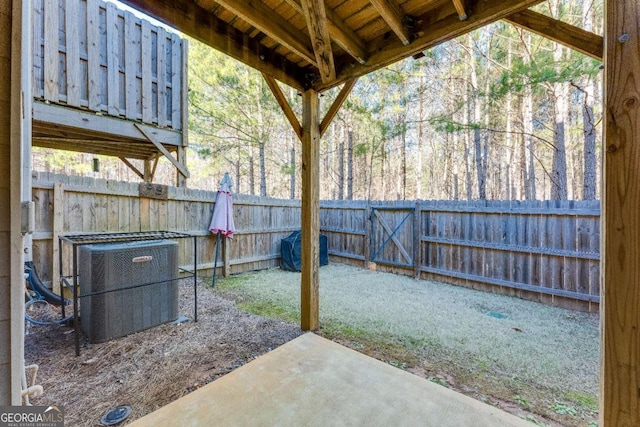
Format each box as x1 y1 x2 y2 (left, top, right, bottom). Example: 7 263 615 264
51 182 64 294
413 202 421 279
364 203 372 269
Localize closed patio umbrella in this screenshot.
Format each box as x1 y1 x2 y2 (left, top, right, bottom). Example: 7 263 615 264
209 173 235 287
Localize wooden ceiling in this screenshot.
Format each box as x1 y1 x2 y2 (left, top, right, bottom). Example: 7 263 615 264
119 0 603 93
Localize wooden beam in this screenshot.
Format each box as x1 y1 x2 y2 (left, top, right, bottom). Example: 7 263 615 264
319 78 357 137
119 157 145 180
504 9 603 61
118 0 306 91
601 1 640 425
370 0 411 46
262 73 302 140
215 0 318 67
33 102 183 146
300 88 320 331
318 0 543 91
32 137 161 159
301 0 335 83
284 0 367 64
451 0 468 20
135 123 190 178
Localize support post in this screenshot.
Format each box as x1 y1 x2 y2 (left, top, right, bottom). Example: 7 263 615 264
51 183 63 295
300 89 320 331
601 1 640 425
0 0 29 404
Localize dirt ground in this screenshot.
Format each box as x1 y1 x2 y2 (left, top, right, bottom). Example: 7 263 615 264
25 279 302 426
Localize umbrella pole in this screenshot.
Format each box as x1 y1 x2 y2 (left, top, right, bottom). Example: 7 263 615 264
212 231 221 288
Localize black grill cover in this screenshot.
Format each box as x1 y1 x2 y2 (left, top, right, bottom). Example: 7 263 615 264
281 231 328 272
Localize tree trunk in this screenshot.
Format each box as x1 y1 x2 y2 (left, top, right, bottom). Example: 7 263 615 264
346 126 353 200
582 1 597 200
248 149 255 195
415 75 424 199
338 123 345 200
468 35 486 200
550 2 568 201
551 69 568 200
401 130 407 200
521 32 536 200
290 145 296 199
259 142 267 197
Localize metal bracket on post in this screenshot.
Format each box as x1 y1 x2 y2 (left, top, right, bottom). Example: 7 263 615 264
21 201 34 235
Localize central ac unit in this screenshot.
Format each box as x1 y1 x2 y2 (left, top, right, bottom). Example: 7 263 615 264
78 239 179 343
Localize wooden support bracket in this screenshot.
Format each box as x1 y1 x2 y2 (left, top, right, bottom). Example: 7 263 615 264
135 123 190 178
119 157 145 180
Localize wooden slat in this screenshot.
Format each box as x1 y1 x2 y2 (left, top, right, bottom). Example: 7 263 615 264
301 0 335 83
171 33 181 130
124 11 138 120
319 78 357 137
180 39 189 144
262 73 302 140
106 2 119 116
141 20 152 123
65 0 81 106
504 9 603 61
157 27 167 127
369 0 411 46
215 0 318 67
601 0 640 424
43 0 58 101
300 89 320 331
33 0 44 98
51 183 64 294
86 0 101 110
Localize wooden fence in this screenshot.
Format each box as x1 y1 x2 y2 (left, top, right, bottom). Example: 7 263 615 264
32 0 186 128
31 173 301 291
31 173 601 312
321 199 601 312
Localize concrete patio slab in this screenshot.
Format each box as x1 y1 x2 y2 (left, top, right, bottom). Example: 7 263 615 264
130 333 530 426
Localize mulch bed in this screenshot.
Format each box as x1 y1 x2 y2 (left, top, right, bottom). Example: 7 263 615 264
25 280 302 426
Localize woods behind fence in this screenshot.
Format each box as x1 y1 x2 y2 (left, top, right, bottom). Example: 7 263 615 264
32 173 600 312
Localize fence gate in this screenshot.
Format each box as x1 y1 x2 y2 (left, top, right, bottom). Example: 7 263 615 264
370 207 415 268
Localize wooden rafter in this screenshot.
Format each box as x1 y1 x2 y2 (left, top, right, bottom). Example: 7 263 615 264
451 0 468 20
215 0 318 67
370 0 411 46
301 0 335 83
118 0 306 91
262 72 302 140
284 0 367 64
319 78 357 137
320 0 544 91
504 9 603 61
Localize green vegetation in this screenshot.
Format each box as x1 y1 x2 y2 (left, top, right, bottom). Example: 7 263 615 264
214 265 599 426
